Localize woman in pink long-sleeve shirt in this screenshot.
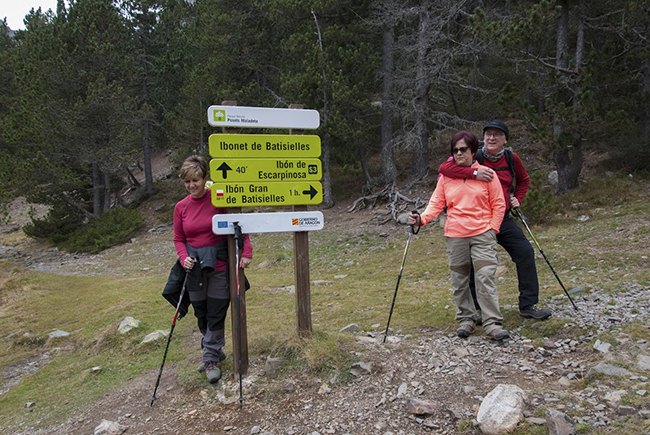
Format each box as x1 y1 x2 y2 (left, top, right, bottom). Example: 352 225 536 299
174 155 252 383
408 131 509 340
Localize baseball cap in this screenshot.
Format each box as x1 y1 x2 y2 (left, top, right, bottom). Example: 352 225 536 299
483 120 509 140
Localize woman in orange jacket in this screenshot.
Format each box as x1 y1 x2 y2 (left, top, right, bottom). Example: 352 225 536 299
408 131 509 340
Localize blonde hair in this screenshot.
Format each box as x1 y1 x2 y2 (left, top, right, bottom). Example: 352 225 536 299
179 155 208 181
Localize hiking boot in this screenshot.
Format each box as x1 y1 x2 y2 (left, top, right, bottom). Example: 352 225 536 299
456 324 475 338
205 361 221 384
198 351 225 373
486 328 510 341
519 306 552 320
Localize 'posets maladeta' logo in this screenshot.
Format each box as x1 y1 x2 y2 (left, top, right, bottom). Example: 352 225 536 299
213 109 226 122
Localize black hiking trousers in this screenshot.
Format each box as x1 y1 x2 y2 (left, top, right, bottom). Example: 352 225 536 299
471 214 539 311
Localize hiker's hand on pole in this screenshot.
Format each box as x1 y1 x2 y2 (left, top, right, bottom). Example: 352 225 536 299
475 167 495 182
407 212 420 226
510 196 520 209
183 256 196 269
239 257 252 269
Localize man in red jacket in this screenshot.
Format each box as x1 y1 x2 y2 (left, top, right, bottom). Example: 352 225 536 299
438 120 551 321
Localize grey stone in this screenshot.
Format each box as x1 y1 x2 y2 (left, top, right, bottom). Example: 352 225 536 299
477 384 528 434
350 361 372 375
546 408 577 435
526 417 546 425
264 357 284 375
593 339 611 353
141 330 169 343
405 397 438 415
586 362 631 378
340 323 359 333
462 385 476 394
48 330 71 339
617 406 637 415
94 419 126 435
637 354 650 371
604 390 626 405
118 316 140 334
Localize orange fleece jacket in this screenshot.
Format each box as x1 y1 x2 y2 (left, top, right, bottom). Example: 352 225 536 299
420 161 506 237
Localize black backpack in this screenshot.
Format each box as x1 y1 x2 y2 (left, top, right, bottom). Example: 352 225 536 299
475 141 516 193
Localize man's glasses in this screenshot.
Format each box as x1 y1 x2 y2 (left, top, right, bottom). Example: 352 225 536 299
453 146 469 154
484 132 505 138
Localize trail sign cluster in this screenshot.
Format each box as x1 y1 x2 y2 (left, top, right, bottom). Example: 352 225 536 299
207 109 323 207
206 103 322 379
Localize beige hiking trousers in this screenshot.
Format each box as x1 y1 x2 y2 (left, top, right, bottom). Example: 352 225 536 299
445 229 503 334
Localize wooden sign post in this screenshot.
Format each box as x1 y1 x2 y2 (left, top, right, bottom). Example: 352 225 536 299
221 101 248 376
290 103 312 335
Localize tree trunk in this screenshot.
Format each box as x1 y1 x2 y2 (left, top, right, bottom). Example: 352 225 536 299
554 137 582 194
469 54 477 121
143 120 153 197
103 172 111 212
92 162 101 217
321 133 333 208
412 8 430 180
640 59 650 144
311 11 333 208
380 0 396 187
552 0 584 194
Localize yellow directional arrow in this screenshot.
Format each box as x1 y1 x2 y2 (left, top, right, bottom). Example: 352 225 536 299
210 158 322 182
211 182 323 207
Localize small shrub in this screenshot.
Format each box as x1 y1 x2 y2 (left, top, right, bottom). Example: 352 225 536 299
59 207 144 254
23 202 85 245
521 171 561 224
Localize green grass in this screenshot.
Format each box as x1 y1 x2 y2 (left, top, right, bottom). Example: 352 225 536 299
1 174 649 430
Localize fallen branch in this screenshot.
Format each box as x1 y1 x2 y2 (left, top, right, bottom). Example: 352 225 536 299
349 186 426 223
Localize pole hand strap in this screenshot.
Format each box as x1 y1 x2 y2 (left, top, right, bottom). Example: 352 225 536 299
410 209 421 235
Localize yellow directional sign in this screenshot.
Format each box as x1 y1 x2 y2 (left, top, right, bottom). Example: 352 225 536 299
211 182 323 207
209 134 321 158
210 158 322 182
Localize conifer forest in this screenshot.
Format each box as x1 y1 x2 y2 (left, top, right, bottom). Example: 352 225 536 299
1 0 648 215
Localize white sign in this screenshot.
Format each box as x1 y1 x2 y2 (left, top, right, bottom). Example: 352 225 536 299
207 105 320 129
212 212 324 234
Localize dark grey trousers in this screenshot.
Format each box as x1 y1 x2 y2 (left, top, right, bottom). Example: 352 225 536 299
188 269 229 363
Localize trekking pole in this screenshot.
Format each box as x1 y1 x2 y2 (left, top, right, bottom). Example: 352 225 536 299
383 210 421 343
150 266 190 406
513 208 579 311
233 222 245 408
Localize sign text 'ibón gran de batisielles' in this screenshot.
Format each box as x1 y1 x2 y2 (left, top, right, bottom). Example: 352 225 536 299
211 182 322 207
209 134 321 158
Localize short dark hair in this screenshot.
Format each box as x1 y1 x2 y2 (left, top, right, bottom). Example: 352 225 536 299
449 131 479 156
179 155 208 181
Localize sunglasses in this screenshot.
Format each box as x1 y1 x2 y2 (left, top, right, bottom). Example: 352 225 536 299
452 146 469 154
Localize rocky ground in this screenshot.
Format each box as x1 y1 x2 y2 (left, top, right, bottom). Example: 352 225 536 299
1 202 649 434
